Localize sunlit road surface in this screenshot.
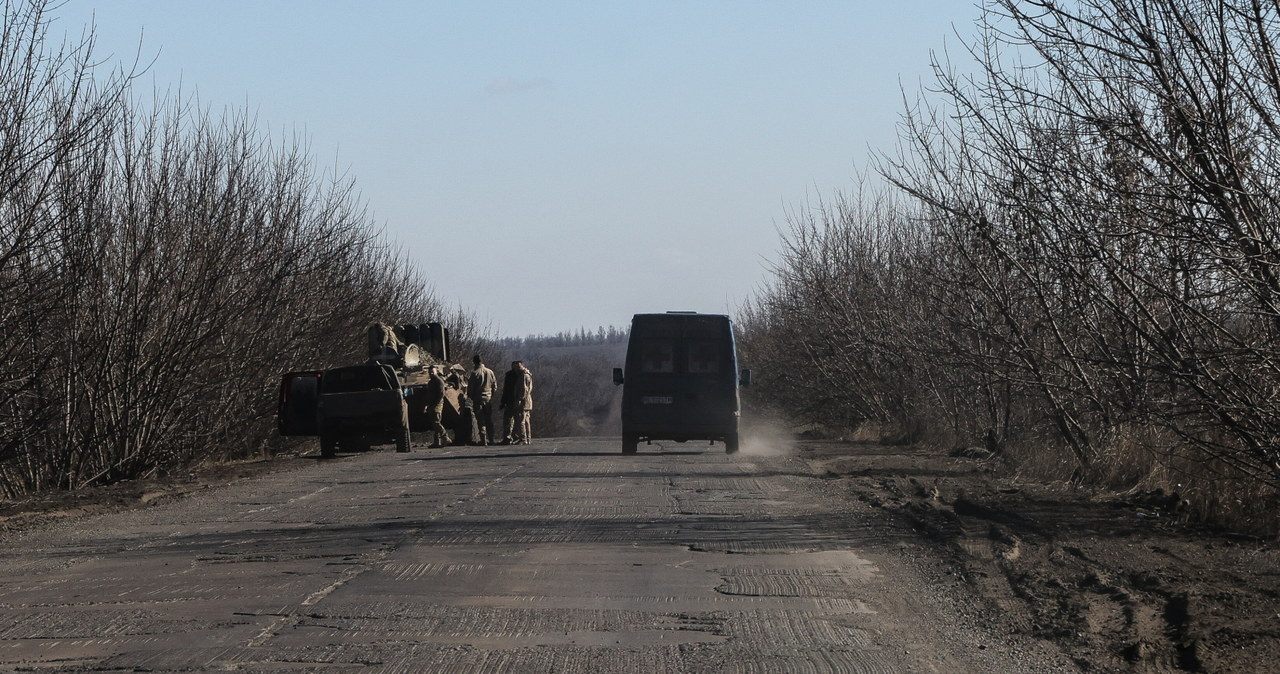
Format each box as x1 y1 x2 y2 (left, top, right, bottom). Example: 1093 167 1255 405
0 437 1061 672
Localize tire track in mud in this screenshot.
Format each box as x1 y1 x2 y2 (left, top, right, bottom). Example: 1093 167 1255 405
840 468 1264 672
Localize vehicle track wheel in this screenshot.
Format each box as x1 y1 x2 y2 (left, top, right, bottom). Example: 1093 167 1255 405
396 427 411 453
724 433 740 454
320 434 337 459
622 434 639 454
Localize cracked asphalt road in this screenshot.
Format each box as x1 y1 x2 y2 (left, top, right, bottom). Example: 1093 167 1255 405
0 437 1068 672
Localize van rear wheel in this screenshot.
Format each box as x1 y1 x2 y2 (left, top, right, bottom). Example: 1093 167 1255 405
320 434 337 459
724 433 740 454
622 434 639 454
395 427 411 453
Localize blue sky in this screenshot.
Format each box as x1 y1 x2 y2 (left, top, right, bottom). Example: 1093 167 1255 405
53 1 983 336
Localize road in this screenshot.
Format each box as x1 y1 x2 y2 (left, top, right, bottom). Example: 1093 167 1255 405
0 437 1068 672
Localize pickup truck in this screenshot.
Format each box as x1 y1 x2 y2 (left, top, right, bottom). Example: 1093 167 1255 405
277 321 459 457
279 363 410 458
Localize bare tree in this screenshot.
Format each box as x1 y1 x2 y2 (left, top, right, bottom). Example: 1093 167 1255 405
0 1 475 496
744 0 1280 527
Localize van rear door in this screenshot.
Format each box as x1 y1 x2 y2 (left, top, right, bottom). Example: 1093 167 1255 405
277 371 322 436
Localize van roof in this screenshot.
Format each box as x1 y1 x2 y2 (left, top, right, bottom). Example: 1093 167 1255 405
632 312 729 319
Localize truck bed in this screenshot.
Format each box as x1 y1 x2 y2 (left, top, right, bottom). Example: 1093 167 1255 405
321 390 404 420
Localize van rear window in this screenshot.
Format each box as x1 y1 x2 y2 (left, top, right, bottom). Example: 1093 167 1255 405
687 341 721 373
639 340 675 373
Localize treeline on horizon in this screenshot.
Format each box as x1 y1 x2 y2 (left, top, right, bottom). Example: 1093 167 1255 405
0 1 484 496
494 325 629 350
739 0 1280 532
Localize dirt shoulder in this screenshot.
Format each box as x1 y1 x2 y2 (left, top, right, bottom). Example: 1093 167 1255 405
798 440 1280 673
0 452 315 536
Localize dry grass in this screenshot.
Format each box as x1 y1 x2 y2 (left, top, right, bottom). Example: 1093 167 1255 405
1005 425 1280 535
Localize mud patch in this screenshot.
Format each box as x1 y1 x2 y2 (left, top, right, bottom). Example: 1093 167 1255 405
800 441 1280 672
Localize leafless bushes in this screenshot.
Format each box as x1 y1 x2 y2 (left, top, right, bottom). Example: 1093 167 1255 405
739 191 940 439
743 0 1280 529
0 1 452 496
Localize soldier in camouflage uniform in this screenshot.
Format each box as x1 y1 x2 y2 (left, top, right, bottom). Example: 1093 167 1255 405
467 355 497 445
499 361 520 445
446 365 467 393
517 363 533 444
422 365 448 448
505 361 533 445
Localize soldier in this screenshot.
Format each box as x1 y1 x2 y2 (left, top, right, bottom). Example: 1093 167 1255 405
510 361 533 445
467 354 497 445
499 361 520 445
445 364 467 393
518 363 533 443
422 364 448 449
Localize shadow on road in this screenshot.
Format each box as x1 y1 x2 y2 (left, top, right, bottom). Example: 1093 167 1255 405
81 510 915 561
409 450 707 461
